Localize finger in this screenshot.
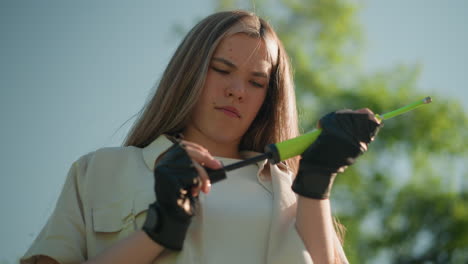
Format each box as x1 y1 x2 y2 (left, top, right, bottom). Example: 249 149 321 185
177 197 194 215
319 109 353 129
183 144 222 170
180 140 210 155
337 165 348 173
336 108 353 114
192 161 211 195
179 140 221 193
359 141 368 151
355 108 381 124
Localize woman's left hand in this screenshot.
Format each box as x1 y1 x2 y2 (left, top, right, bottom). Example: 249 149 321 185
292 108 383 199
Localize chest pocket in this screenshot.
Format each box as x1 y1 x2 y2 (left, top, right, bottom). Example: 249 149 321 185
89 191 155 257
92 199 134 233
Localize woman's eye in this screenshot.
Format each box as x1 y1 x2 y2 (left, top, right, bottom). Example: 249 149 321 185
250 81 265 88
212 67 229 74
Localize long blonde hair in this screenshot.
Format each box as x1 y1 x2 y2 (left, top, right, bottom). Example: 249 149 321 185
124 10 300 172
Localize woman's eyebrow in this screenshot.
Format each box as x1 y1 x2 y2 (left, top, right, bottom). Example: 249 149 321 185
212 57 236 68
212 57 269 78
252 71 268 78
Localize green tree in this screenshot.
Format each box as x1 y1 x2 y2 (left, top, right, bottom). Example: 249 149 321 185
216 0 468 263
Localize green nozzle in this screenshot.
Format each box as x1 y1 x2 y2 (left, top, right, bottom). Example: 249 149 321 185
376 96 432 121
266 129 322 163
266 96 432 163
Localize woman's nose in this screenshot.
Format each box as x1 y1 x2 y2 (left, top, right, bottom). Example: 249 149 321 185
224 79 245 101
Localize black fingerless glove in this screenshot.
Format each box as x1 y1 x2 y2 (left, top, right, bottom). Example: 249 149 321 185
292 112 382 199
143 142 199 250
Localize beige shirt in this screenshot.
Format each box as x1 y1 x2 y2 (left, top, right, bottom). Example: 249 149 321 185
21 135 339 264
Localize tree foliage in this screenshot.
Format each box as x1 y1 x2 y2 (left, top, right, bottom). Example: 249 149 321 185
217 0 468 263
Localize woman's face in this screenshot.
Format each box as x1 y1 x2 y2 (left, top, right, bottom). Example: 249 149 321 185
186 33 272 147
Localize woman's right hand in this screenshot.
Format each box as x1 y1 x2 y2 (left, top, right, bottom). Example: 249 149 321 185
179 140 222 197
142 140 221 251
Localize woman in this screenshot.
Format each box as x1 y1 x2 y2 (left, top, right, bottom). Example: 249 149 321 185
22 10 380 264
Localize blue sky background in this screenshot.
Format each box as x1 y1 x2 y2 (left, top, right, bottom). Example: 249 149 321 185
0 1 466 262
360 0 467 107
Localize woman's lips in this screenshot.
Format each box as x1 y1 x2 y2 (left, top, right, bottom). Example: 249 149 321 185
215 106 241 118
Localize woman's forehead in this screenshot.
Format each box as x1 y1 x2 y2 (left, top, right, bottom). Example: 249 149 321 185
217 32 278 65
212 33 273 72
222 17 279 66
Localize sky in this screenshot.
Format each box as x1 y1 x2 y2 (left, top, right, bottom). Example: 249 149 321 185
0 1 213 262
359 0 468 107
0 1 466 263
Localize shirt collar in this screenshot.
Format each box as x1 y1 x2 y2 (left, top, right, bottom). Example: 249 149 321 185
240 150 291 174
240 150 268 171
141 135 174 171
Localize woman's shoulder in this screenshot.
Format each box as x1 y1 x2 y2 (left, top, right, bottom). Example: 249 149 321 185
72 145 150 203
76 145 141 164
94 144 141 157
72 145 145 180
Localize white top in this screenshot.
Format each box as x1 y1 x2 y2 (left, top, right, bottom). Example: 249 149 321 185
200 158 272 263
